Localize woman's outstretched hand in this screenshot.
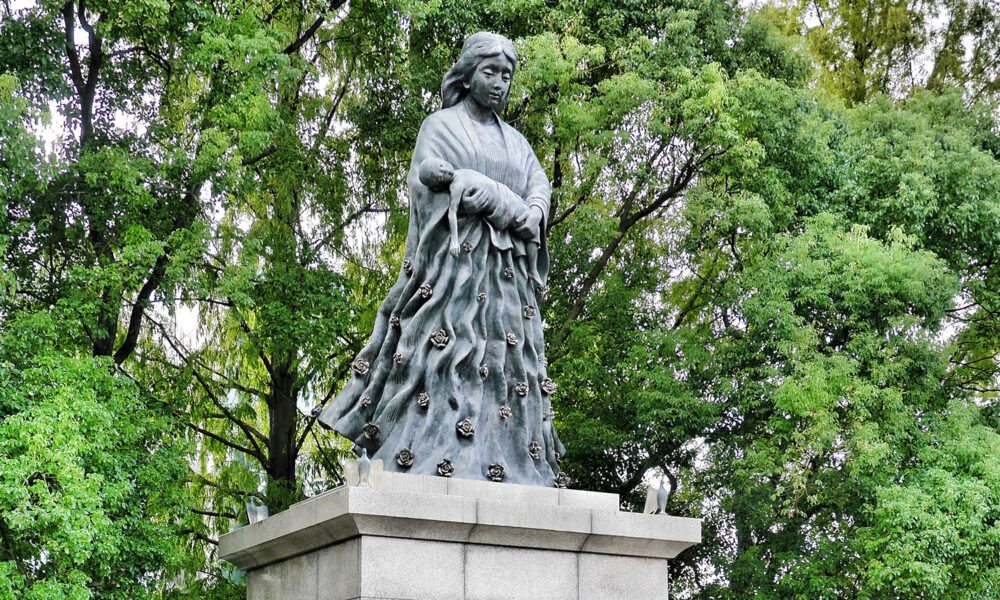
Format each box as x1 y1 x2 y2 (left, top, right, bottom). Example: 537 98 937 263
512 205 543 243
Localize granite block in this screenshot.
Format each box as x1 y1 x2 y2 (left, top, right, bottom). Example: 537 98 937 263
281 551 319 600
465 545 577 600
578 553 668 599
359 536 464 600
469 498 590 551
316 537 360 600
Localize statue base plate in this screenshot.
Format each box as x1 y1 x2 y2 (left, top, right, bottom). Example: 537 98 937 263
219 471 700 600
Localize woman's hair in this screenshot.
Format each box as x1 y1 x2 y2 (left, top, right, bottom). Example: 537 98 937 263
441 32 518 110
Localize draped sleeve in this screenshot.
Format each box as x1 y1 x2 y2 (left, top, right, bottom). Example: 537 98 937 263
502 121 552 283
404 112 468 261
524 147 551 230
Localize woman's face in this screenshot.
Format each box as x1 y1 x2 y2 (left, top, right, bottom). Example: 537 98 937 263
466 54 513 113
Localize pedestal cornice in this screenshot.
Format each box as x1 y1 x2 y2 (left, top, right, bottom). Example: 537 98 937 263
220 472 701 572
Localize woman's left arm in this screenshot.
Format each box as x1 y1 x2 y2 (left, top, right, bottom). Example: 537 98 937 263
524 151 551 226
509 148 550 243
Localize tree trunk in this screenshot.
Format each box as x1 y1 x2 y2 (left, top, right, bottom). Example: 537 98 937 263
266 355 300 512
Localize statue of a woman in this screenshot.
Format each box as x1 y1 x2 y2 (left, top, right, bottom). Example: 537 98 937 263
319 32 567 487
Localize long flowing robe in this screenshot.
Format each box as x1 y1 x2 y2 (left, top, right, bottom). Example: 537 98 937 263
318 103 566 486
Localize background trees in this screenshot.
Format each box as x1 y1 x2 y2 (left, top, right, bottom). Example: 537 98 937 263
2 0 999 598
763 0 1000 105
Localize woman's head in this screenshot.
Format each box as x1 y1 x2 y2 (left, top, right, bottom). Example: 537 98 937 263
441 32 518 111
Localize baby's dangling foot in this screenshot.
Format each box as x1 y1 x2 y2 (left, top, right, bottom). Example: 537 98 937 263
526 242 543 286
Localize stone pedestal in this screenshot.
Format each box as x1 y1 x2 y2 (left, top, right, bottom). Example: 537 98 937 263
219 471 700 600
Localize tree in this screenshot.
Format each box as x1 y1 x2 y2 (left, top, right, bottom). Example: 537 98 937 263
0 0 326 592
762 0 1000 105
0 310 189 599
0 0 215 363
661 59 1000 595
859 402 1000 598
5 1 1000 598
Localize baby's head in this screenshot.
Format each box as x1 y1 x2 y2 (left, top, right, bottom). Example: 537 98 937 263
418 157 454 189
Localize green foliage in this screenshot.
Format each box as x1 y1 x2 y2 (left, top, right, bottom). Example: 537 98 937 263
4 0 1000 597
730 12 812 86
692 216 959 597
0 317 189 600
859 403 1000 598
663 44 1000 594
762 0 1000 105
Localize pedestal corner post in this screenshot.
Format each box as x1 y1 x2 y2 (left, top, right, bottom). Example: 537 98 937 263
220 472 701 600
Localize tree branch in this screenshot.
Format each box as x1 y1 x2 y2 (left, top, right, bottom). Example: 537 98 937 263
307 60 355 161
191 508 238 519
282 0 348 55
182 418 264 463
183 530 219 546
242 146 278 167
234 312 274 377
671 256 719 331
193 473 265 501
61 1 85 98
294 359 350 453
549 230 628 351
549 142 727 352
76 0 104 145
114 252 168 364
151 317 270 458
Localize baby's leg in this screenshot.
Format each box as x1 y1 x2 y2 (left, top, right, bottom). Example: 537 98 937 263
526 242 542 286
447 187 463 257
